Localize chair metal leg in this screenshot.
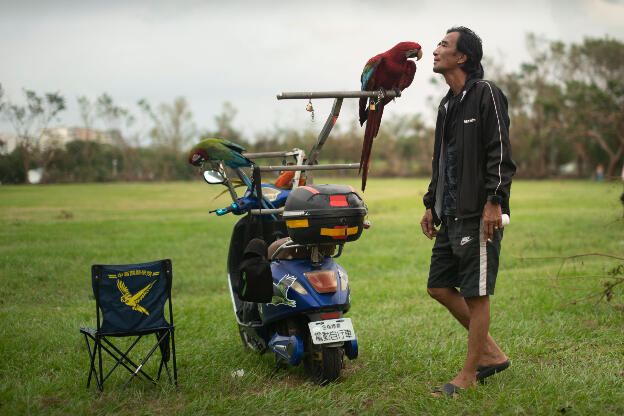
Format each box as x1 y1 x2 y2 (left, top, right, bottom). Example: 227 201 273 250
120 331 169 391
83 332 102 391
82 327 177 391
97 335 104 392
101 336 145 383
156 330 173 383
84 333 94 388
171 327 178 386
102 337 156 384
157 359 164 381
165 361 172 383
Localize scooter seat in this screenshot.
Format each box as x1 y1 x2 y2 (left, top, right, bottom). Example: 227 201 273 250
267 237 335 260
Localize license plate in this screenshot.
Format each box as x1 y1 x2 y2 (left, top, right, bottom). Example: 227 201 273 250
308 318 356 345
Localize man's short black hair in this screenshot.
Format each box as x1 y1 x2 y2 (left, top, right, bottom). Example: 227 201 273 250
447 26 484 80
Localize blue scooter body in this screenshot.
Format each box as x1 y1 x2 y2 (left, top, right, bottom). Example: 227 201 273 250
260 258 350 324
213 172 360 380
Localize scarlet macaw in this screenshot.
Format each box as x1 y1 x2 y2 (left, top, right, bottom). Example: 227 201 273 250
359 42 422 191
188 138 252 169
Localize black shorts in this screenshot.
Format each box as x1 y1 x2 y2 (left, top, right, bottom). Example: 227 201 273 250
427 216 503 297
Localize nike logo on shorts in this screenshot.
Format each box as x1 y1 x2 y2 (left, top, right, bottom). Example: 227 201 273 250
460 236 473 246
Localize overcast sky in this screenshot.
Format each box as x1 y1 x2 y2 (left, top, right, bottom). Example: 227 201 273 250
1 0 623 142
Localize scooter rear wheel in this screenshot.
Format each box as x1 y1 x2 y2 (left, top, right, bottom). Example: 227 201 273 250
304 344 344 384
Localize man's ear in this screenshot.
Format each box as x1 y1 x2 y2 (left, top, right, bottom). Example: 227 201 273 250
457 54 467 65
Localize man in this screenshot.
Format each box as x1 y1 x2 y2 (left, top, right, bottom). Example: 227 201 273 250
421 27 516 398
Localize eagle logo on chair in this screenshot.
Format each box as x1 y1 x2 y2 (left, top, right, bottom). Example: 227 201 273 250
116 279 156 316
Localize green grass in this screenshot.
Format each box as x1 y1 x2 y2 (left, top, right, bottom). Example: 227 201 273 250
1 178 623 415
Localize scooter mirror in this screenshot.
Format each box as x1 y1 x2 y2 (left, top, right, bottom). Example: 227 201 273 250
203 170 226 184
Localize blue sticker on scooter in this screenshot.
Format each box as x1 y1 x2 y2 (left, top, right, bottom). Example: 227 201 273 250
269 275 297 308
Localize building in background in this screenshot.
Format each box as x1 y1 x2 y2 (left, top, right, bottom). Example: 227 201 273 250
0 133 17 154
1 127 114 155
39 127 114 149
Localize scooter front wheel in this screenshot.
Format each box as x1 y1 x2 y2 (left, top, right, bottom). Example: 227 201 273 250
304 344 344 384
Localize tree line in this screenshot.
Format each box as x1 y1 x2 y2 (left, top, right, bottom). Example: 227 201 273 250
1 35 622 184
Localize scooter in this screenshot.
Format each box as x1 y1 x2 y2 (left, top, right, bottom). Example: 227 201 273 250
197 90 400 384
200 149 364 384
197 89 396 383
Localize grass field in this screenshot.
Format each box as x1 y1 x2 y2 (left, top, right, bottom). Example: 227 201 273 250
1 178 623 415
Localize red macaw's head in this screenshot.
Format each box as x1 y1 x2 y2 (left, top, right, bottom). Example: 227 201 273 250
188 147 209 166
390 42 423 61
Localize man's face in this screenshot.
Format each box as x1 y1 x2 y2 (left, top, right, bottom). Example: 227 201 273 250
433 31 465 74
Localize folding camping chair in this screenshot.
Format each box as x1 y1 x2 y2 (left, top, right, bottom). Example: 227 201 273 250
79 259 177 391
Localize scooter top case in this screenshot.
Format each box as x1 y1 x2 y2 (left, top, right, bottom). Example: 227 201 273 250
283 184 367 244
259 256 351 325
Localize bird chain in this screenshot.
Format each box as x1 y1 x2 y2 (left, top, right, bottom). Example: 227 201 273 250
306 99 315 122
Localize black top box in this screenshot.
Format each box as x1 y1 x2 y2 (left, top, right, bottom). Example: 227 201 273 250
282 184 367 245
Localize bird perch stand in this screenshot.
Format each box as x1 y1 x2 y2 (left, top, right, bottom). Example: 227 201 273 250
275 90 401 181
276 90 401 100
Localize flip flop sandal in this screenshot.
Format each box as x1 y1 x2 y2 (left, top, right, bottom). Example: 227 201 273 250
432 382 463 398
476 360 510 382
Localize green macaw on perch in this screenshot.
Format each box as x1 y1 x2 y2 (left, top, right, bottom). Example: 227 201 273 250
188 138 252 169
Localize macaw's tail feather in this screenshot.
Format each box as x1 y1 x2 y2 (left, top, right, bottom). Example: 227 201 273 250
238 153 253 167
225 152 252 169
359 104 385 191
359 97 369 126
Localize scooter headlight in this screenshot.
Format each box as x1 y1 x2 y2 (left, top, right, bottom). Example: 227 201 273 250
304 270 337 293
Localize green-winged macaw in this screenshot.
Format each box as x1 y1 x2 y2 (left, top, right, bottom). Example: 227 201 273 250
188 138 252 169
359 42 422 191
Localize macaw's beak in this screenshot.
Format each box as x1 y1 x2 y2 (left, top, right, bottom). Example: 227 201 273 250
189 152 203 166
406 48 423 60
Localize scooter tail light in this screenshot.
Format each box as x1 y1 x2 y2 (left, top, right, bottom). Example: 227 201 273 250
321 312 341 320
304 270 337 293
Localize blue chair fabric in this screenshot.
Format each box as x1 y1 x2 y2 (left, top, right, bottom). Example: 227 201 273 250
80 259 177 391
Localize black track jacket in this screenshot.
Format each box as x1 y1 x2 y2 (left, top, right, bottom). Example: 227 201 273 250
423 78 516 225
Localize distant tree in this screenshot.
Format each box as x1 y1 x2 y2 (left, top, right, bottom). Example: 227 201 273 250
0 84 65 183
96 93 135 145
42 140 126 183
563 37 624 178
95 93 137 179
138 96 196 152
137 97 197 180
205 102 248 147
496 35 624 178
0 147 26 184
76 95 96 181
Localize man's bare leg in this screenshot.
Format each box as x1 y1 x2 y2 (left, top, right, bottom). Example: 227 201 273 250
447 295 491 389
427 287 507 369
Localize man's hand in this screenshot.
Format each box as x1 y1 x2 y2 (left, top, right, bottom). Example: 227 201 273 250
482 201 502 242
420 209 438 240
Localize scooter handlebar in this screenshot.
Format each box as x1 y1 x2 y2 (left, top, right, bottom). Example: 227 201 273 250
210 203 241 216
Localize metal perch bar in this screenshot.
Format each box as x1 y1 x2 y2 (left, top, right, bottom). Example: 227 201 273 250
245 150 301 159
276 90 401 100
258 163 360 172
249 209 283 215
